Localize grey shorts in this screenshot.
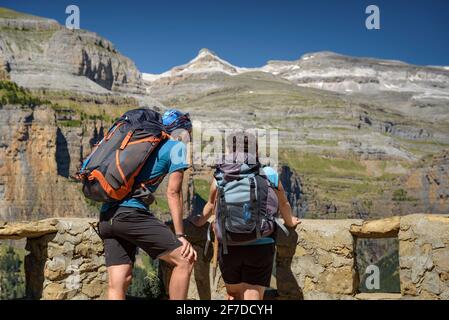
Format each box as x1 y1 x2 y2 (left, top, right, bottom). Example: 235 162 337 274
99 207 182 267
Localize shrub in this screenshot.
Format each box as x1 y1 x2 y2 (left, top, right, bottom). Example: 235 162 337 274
392 189 409 201
127 262 164 299
0 80 47 107
58 119 83 127
0 245 26 299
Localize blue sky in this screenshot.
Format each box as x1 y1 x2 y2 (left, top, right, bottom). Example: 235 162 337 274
1 0 448 73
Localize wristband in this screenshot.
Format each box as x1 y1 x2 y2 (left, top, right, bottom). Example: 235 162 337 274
176 234 187 239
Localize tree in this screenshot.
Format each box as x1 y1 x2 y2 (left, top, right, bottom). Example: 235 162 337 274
0 246 25 300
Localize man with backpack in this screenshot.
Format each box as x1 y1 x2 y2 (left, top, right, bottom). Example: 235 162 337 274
78 108 196 300
190 131 300 300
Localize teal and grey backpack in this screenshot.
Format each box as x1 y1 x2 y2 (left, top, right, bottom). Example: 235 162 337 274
214 153 288 254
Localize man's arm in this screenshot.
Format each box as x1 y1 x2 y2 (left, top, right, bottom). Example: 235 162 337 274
167 170 197 262
166 170 185 235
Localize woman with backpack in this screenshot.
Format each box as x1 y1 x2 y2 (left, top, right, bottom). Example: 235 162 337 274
190 131 300 300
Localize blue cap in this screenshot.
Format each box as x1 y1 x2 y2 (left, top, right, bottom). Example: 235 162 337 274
162 109 192 133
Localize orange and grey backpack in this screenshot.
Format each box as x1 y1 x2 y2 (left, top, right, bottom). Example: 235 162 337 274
77 108 168 203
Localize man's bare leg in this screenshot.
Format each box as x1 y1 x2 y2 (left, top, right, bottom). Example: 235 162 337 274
107 264 133 300
159 246 194 300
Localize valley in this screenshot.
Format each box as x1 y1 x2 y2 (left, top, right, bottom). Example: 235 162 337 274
0 6 448 222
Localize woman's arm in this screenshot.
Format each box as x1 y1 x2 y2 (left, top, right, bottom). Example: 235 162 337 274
190 181 217 227
275 181 301 228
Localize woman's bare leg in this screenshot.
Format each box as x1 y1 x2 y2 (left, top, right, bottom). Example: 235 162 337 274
225 283 244 300
242 283 265 300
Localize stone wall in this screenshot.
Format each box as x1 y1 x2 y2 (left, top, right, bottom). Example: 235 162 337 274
0 214 448 300
0 218 106 299
399 215 449 299
204 214 449 300
276 219 360 300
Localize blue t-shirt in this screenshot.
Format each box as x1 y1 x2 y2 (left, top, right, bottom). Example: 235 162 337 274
101 139 189 213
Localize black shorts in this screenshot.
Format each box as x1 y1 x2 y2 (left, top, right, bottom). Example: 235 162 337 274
218 243 275 287
99 207 182 267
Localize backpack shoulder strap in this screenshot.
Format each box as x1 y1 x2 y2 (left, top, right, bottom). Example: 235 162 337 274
217 186 229 254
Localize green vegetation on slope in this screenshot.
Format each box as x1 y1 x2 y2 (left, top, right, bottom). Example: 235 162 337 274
41 90 140 130
306 139 339 147
0 80 139 131
45 91 137 122
0 80 48 107
280 150 367 179
392 189 416 202
194 178 210 201
279 149 407 218
0 244 26 300
58 119 83 127
150 197 169 217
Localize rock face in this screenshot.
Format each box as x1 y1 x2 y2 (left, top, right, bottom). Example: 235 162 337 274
260 52 449 100
0 104 96 220
401 150 449 214
0 8 145 95
279 165 307 218
0 52 9 80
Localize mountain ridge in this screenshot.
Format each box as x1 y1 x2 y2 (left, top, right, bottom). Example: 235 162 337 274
142 47 449 103
0 7 147 97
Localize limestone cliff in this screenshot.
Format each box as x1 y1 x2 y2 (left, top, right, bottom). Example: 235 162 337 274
401 150 449 214
0 104 97 220
0 8 145 96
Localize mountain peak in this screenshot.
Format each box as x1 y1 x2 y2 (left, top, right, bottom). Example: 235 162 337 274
299 51 341 60
143 48 241 81
184 48 240 75
197 48 218 58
